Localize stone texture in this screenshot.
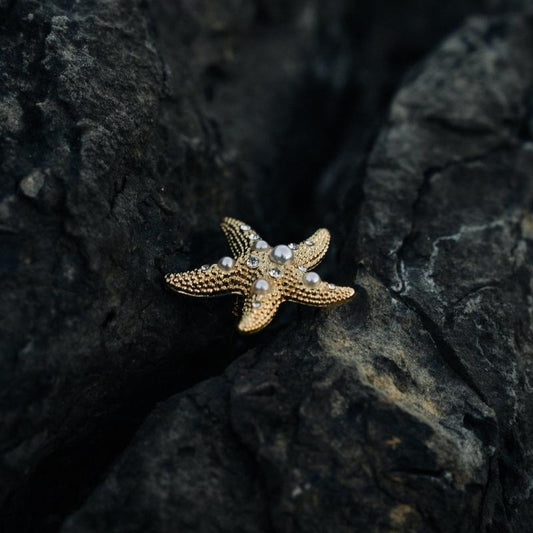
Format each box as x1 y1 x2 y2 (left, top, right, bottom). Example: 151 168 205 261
64 9 533 533
0 0 318 528
1 0 532 532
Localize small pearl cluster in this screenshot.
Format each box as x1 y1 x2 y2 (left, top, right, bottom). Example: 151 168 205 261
217 224 328 298
166 218 354 333
269 268 282 278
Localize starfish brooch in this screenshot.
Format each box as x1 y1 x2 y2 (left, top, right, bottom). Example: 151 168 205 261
164 217 355 333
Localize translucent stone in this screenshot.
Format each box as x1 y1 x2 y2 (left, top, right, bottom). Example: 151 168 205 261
248 233 260 241
246 256 259 268
252 301 261 308
254 239 269 250
288 243 299 250
305 240 314 246
240 224 251 231
201 264 210 271
328 283 336 290
253 278 270 294
298 266 307 272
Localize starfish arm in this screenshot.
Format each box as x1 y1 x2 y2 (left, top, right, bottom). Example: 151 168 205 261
165 265 247 297
294 228 330 269
282 268 354 307
238 292 283 333
285 283 355 307
220 217 263 257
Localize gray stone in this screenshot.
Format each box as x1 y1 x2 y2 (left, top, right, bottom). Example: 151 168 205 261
19 170 45 198
1 0 533 532
63 10 533 533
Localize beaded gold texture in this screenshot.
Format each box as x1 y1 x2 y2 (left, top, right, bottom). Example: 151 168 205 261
165 217 355 333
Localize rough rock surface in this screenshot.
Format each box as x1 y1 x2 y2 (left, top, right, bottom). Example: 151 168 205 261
1 0 532 532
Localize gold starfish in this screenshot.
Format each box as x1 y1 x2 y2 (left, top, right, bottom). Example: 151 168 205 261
164 217 355 333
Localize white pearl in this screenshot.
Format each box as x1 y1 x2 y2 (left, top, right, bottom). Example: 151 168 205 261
253 278 270 294
218 256 235 270
270 244 293 264
254 239 269 250
303 272 321 287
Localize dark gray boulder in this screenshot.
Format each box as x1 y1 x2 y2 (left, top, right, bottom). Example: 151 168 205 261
1 0 532 531
62 10 533 533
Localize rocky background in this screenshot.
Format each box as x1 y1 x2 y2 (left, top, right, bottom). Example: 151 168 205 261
1 0 533 531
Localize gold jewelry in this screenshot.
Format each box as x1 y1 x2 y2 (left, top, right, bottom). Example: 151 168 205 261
165 217 355 333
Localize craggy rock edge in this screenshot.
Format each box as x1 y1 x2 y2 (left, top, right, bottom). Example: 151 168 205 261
62 11 533 533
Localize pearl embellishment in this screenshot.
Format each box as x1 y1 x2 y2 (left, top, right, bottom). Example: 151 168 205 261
253 278 270 294
303 271 321 287
270 244 294 265
247 256 259 268
165 217 356 334
218 256 235 270
254 239 269 250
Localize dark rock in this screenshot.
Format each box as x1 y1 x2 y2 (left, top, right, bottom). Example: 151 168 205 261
1 0 532 532
0 0 317 528
63 10 533 533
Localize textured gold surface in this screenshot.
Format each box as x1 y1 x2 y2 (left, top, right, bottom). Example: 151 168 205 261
165 217 355 333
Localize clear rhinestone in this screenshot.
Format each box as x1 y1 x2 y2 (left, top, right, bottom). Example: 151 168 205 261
240 224 251 231
288 243 299 250
328 283 336 290
252 301 261 308
305 240 314 246
269 268 282 278
298 266 307 272
246 256 259 268
201 264 210 271
248 233 260 241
